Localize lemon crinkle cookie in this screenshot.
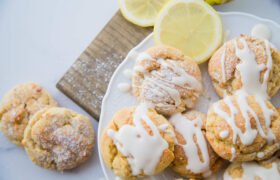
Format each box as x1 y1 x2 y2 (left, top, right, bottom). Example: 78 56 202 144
206 92 280 162
22 107 95 171
208 35 280 98
100 103 175 179
170 110 224 179
223 155 280 179
132 45 203 116
0 82 57 145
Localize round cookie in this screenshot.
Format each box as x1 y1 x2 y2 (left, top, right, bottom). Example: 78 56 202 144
100 103 175 179
0 82 57 145
224 155 280 179
132 45 203 116
22 107 95 171
206 92 280 162
208 35 280 98
170 110 224 178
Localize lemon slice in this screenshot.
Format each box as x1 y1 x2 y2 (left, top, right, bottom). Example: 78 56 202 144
118 0 171 27
154 0 222 63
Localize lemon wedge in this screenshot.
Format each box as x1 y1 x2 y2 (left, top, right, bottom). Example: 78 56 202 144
118 0 171 27
154 0 223 63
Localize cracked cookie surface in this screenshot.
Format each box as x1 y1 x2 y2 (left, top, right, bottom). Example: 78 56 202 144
22 107 95 171
0 82 57 145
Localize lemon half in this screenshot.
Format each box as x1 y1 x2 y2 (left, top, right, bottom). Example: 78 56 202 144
154 0 223 63
118 0 171 27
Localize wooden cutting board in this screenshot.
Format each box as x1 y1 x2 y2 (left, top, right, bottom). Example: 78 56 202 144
56 11 152 120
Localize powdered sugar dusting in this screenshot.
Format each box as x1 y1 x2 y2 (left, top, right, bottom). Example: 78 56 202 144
23 108 95 171
61 53 124 113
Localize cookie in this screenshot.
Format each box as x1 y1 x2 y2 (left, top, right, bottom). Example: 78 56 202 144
0 82 57 145
100 103 175 179
22 107 95 171
132 45 203 116
224 155 280 179
206 92 280 162
208 35 280 98
170 110 224 178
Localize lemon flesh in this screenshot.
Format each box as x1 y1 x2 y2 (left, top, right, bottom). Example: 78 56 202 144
154 0 223 63
118 0 171 27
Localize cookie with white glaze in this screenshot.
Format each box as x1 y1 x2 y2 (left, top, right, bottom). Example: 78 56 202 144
206 92 280 162
170 110 224 178
100 103 175 179
132 45 203 116
209 35 280 98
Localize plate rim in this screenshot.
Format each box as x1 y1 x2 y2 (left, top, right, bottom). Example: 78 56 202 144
97 11 280 180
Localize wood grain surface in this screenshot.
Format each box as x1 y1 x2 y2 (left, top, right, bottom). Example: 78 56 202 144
56 11 152 120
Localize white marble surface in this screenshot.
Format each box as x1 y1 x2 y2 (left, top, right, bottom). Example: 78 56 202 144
0 0 279 180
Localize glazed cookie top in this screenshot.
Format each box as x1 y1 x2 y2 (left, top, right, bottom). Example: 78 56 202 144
101 103 175 179
208 35 280 98
206 92 280 162
170 111 224 178
132 45 203 116
224 155 280 179
0 82 57 145
23 107 95 171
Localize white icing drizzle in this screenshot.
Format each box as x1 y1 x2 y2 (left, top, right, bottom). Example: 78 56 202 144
107 103 168 175
144 59 201 106
233 38 273 99
251 24 272 40
170 113 211 175
157 59 202 91
223 161 280 180
158 124 169 131
158 124 176 140
133 53 153 75
230 147 236 161
219 130 229 139
134 66 146 74
117 83 131 93
123 69 133 79
214 93 256 146
234 38 266 98
146 77 181 106
257 152 265 158
254 95 275 143
214 91 275 146
261 40 273 97
220 48 227 83
135 52 152 63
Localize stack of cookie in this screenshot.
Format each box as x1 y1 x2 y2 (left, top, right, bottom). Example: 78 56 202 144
208 35 280 179
101 45 224 179
101 36 280 179
0 82 95 171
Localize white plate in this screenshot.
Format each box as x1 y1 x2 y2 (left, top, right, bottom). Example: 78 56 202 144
98 12 280 180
